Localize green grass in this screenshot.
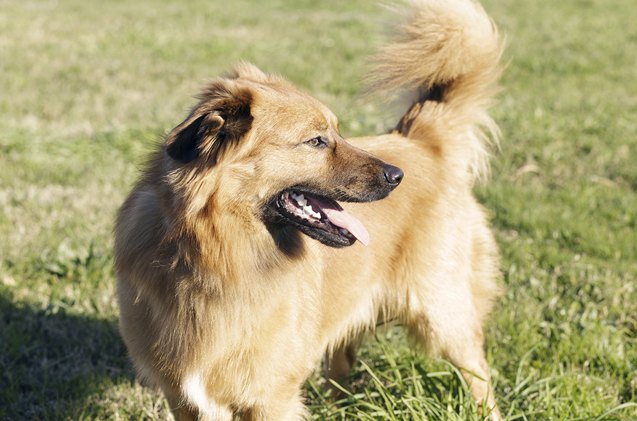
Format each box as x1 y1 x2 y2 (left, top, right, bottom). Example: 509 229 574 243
1 0 636 419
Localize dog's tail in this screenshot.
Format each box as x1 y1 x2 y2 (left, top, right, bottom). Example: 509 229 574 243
367 0 503 181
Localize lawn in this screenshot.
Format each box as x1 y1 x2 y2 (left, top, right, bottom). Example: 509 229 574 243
1 0 636 419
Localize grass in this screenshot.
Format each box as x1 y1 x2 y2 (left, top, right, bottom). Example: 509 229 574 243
1 0 636 419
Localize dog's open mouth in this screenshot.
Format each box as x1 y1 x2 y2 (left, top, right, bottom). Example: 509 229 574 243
274 190 369 247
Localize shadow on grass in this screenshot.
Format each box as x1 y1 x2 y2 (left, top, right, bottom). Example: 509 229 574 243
0 293 135 419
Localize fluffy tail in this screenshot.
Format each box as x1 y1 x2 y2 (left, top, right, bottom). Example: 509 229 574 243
367 0 504 180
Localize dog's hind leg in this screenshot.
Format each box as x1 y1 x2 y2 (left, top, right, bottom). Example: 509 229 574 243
403 281 501 421
442 328 501 421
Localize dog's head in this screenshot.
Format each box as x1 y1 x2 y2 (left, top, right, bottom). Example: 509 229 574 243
161 64 402 249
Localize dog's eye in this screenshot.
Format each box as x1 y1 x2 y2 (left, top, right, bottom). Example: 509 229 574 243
305 136 328 149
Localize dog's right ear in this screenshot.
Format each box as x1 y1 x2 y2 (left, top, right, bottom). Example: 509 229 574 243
165 81 253 164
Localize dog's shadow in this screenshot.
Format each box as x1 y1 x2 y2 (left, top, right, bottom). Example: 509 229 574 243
0 293 149 419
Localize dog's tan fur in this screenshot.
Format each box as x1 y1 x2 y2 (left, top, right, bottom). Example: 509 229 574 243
115 0 504 419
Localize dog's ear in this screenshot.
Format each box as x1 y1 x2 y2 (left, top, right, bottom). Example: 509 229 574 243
165 81 253 164
226 62 269 83
165 112 223 163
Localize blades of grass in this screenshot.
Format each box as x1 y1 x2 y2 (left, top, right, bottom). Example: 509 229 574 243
327 378 354 398
593 402 637 421
359 360 399 421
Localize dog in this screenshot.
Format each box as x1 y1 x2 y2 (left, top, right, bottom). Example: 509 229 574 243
115 0 504 419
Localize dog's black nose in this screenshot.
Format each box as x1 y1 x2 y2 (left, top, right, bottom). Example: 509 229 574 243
383 165 404 186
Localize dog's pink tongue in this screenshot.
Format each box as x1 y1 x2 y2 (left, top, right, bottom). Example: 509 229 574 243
322 207 370 246
305 195 370 246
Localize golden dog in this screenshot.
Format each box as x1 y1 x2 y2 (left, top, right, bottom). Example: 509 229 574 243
115 0 504 419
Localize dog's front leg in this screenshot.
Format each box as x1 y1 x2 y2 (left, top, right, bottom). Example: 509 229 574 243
168 375 233 421
163 381 233 421
243 389 307 421
323 334 363 389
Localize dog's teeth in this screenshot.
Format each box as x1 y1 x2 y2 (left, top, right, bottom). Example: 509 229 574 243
291 192 307 207
339 228 349 235
301 204 319 217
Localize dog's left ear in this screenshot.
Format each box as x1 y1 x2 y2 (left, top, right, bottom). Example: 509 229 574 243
165 81 253 164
